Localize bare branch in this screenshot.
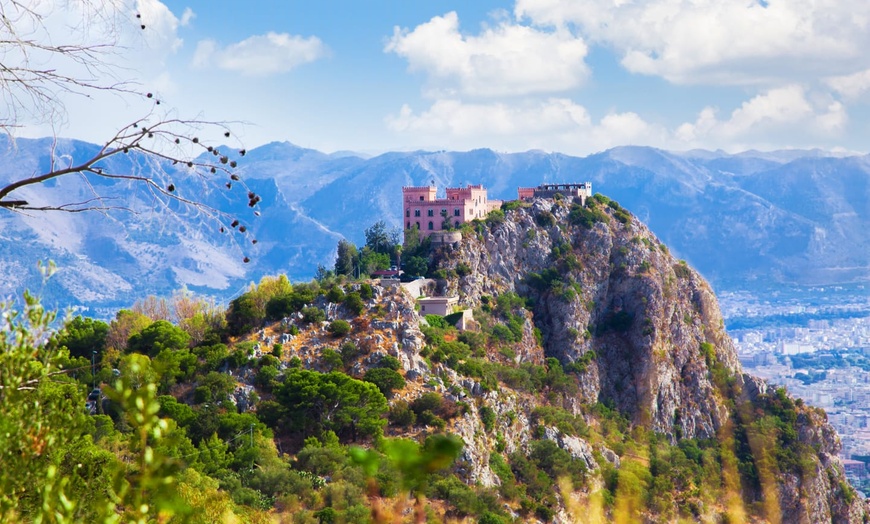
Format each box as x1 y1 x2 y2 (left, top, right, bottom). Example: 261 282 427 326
0 1 262 261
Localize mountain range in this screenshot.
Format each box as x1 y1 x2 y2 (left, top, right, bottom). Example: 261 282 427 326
1 137 867 313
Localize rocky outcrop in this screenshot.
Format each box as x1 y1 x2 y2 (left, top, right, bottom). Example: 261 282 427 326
426 197 867 522
436 198 736 440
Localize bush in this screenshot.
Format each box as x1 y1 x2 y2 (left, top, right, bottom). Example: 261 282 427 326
359 283 374 300
378 355 401 371
485 209 505 227
363 368 406 397
425 314 449 329
301 306 325 324
343 292 365 315
417 410 446 430
535 210 555 227
321 348 343 371
326 285 345 303
479 406 496 433
327 319 351 337
388 400 416 427
674 261 692 280
568 203 608 229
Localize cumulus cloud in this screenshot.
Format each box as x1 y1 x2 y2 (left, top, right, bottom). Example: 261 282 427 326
515 0 870 85
385 86 850 155
675 86 847 146
826 69 870 100
385 11 589 97
192 32 328 76
385 98 670 153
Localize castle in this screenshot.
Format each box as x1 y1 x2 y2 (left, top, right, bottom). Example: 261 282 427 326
402 184 503 238
402 182 592 239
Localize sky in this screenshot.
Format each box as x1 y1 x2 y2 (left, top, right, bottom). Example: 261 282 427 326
17 0 870 156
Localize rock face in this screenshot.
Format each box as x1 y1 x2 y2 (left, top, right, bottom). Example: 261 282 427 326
426 196 866 522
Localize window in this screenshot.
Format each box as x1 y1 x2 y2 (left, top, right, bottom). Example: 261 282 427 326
414 209 420 217
415 222 420 229
454 221 460 228
454 208 460 216
419 196 424 201
427 209 434 217
428 221 433 230
406 222 410 229
405 209 410 217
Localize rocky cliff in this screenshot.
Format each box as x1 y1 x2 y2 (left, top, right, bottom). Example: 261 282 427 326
409 195 868 523
235 193 863 522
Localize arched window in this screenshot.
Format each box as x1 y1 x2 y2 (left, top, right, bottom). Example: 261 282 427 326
415 222 420 229
454 220 460 228
428 221 434 230
406 222 410 229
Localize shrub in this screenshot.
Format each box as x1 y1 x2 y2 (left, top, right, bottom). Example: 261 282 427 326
301 306 325 324
378 355 401 371
343 292 365 315
388 400 416 427
674 261 692 280
535 210 555 227
417 410 446 430
359 283 374 300
485 209 505 227
327 319 351 337
425 314 449 329
321 348 343 371
501 200 526 212
326 285 345 303
479 406 496 433
568 203 608 229
363 368 406 397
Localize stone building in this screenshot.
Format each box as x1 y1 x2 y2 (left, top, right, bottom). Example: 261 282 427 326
518 182 592 204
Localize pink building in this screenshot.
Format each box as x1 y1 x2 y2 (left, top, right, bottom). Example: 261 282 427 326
403 184 502 238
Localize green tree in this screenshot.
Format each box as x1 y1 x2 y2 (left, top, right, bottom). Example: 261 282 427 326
127 319 191 357
404 256 429 277
226 292 263 336
327 319 352 337
198 371 237 404
363 368 406 397
359 246 390 276
334 239 359 276
54 315 110 359
365 220 396 255
275 369 388 441
0 292 196 522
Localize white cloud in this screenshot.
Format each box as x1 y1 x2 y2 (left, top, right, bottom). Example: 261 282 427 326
131 0 185 54
675 86 847 147
386 98 670 154
826 69 870 100
385 11 589 97
515 0 870 85
192 32 328 76
179 7 195 27
386 86 850 155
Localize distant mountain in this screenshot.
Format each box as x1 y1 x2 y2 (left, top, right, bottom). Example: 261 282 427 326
0 137 867 311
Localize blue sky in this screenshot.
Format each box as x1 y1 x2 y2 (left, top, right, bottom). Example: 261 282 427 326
26 0 870 155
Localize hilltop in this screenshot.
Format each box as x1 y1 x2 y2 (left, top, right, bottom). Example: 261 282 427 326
4 192 865 523
1 137 869 311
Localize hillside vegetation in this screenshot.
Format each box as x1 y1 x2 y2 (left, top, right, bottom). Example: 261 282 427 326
1 193 866 523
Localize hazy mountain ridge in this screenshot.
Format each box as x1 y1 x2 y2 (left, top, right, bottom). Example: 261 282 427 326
0 137 867 310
